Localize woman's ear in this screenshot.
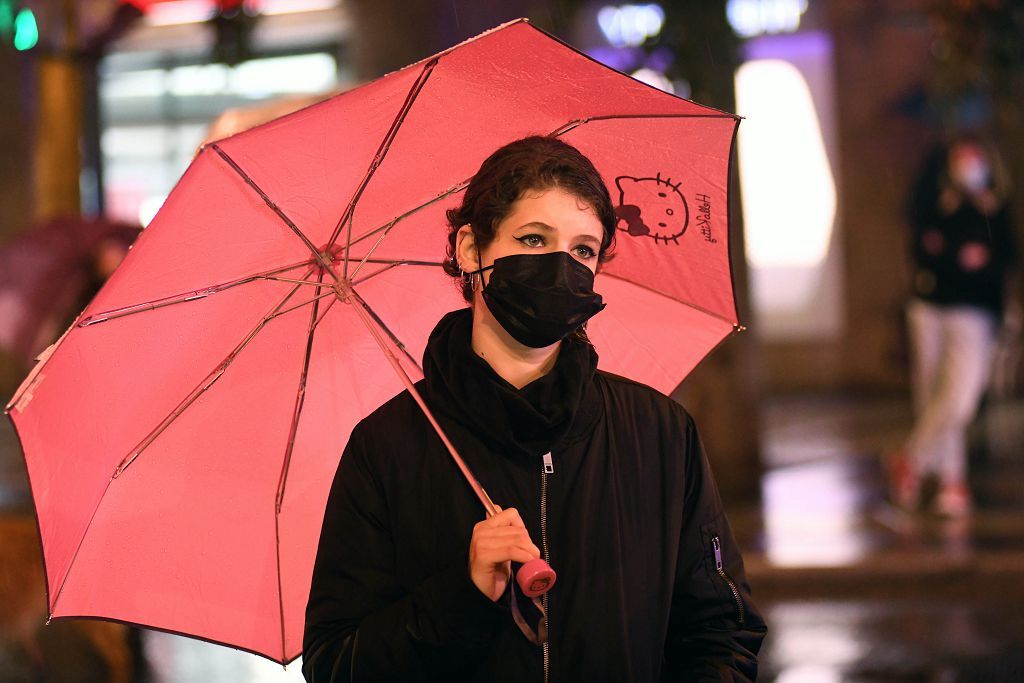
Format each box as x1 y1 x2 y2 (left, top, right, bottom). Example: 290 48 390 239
456 224 477 270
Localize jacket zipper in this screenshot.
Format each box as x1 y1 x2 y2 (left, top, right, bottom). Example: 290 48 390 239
541 452 553 683
712 535 745 625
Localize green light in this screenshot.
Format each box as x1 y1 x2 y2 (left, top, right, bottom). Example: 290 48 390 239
0 0 14 40
13 8 37 51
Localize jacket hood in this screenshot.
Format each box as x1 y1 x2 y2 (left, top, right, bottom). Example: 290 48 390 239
421 307 602 460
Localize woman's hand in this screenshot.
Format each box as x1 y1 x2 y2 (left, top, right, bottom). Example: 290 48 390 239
468 506 541 601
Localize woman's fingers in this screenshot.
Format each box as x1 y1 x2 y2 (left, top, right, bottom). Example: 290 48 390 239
478 506 527 530
475 533 541 559
475 543 539 565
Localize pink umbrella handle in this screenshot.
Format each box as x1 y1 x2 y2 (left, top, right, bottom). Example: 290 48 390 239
517 558 556 597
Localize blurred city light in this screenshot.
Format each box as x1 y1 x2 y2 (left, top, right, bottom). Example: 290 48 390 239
101 50 338 226
735 57 834 269
0 1 13 39
12 7 37 51
727 0 808 38
630 67 674 93
144 0 337 26
597 3 665 48
138 194 166 226
144 0 213 26
259 0 338 15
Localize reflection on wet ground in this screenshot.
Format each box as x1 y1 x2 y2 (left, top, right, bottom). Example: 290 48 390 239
749 394 1024 682
761 599 1024 682
2 394 1023 681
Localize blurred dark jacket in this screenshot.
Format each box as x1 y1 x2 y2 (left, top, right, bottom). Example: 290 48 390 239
906 145 1017 319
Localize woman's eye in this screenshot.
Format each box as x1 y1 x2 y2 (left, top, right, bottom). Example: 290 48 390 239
574 245 596 260
516 234 544 247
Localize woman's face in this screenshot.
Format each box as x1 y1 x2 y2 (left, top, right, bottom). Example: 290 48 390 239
457 185 605 285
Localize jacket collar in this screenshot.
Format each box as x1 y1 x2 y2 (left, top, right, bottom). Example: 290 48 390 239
422 308 602 460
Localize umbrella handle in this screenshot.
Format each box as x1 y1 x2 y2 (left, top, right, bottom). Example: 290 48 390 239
341 284 557 597
517 558 556 597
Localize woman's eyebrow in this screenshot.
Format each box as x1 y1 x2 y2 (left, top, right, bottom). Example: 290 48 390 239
517 221 601 246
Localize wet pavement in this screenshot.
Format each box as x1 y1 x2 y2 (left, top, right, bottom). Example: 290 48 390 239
758 598 1024 682
745 393 1024 682
1 392 1023 681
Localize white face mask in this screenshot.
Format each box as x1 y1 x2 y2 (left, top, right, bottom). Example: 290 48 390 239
953 160 990 194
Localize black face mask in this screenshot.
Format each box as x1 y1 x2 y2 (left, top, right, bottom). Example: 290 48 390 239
468 250 607 348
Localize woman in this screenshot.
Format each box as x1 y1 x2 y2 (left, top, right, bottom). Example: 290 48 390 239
889 133 1018 516
302 135 766 682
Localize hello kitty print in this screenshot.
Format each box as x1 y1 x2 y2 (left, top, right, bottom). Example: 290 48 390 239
613 172 714 246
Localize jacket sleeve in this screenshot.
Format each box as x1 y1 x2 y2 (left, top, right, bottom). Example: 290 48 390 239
301 423 508 682
663 409 768 682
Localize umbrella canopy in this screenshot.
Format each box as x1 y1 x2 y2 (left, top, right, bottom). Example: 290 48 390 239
5 18 741 665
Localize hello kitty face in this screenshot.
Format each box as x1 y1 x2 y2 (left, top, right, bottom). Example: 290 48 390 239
613 173 689 245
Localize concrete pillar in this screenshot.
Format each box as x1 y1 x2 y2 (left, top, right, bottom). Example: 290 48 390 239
32 0 82 223
0 44 33 243
32 53 82 221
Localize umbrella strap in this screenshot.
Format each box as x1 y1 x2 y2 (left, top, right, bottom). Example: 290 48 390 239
508 574 548 646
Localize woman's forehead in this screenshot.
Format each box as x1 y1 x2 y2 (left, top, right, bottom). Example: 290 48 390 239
501 187 603 237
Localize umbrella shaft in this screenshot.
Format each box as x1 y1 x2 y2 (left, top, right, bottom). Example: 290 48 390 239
337 282 498 517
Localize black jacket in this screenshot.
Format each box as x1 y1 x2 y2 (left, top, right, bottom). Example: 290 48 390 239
906 147 1017 318
302 308 766 682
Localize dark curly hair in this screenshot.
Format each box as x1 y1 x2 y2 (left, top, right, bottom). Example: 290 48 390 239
443 135 617 302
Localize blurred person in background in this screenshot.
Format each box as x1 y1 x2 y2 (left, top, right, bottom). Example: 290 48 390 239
0 218 141 402
888 133 1019 517
58 225 143 335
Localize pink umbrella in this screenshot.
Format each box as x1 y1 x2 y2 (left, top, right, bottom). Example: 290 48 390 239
5 18 741 664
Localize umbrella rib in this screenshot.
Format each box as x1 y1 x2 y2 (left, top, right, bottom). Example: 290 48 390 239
337 179 471 259
42 611 303 666
208 143 340 282
312 289 341 328
261 257 442 288
109 264 320 480
348 218 398 281
339 282 497 516
326 57 440 279
602 272 743 330
267 289 337 320
549 112 737 137
351 261 444 287
274 266 329 515
262 276 336 287
333 284 422 374
273 267 328 666
78 258 317 326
